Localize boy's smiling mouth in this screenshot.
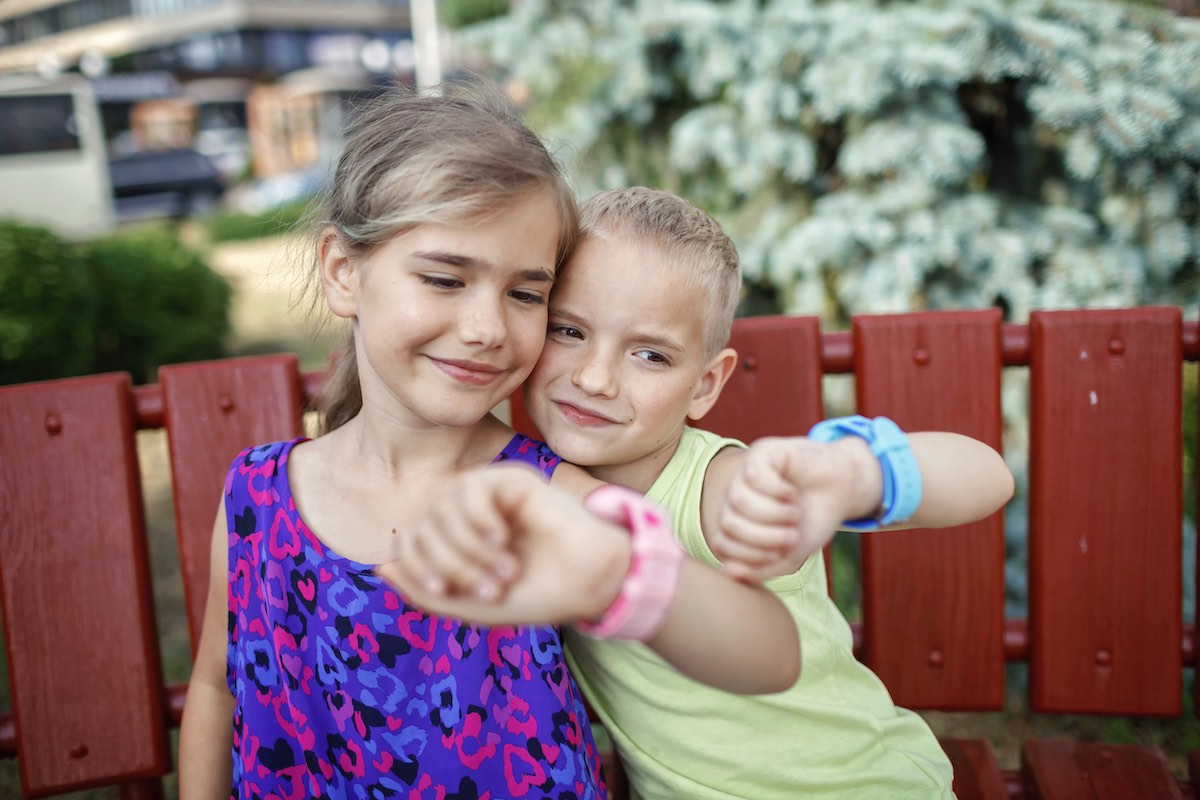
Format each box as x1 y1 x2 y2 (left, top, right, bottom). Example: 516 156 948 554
553 400 622 426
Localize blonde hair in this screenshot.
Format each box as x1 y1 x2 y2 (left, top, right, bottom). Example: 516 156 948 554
307 82 578 432
575 187 742 359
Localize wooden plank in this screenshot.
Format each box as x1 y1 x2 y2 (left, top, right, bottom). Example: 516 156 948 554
941 739 1008 800
698 315 825 442
1028 307 1182 715
1022 740 1182 799
853 309 1007 710
160 354 304 653
698 314 835 589
602 751 628 800
0 374 169 796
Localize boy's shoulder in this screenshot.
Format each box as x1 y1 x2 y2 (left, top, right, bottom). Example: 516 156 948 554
654 426 746 504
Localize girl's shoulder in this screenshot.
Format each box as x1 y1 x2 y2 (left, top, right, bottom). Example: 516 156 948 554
223 437 307 500
492 432 561 477
230 437 307 466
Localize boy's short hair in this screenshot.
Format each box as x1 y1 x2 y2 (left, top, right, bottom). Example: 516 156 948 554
576 187 742 359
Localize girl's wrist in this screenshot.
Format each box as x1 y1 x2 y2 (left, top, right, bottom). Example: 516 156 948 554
579 518 633 622
575 485 685 641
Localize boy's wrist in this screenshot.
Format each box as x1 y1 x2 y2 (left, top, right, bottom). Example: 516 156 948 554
807 415 923 530
831 436 886 520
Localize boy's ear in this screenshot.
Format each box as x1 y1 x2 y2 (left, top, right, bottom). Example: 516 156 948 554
687 347 738 421
319 227 358 319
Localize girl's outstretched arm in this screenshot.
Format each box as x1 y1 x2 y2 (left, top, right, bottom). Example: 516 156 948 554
178 499 235 800
375 465 800 695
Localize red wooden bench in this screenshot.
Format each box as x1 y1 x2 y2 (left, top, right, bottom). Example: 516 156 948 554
1 306 1196 799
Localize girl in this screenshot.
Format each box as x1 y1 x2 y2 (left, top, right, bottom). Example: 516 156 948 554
177 84 798 799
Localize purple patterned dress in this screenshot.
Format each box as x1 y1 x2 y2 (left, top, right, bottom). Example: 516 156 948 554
224 435 606 799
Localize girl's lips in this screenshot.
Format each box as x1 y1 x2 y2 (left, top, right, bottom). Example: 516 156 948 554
554 400 618 427
432 358 503 385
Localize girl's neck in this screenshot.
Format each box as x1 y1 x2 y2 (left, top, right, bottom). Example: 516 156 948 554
286 412 515 565
335 410 513 478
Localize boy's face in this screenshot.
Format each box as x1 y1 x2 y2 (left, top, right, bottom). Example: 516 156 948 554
524 234 728 489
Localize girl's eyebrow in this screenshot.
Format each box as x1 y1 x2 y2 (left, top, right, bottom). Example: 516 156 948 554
412 250 554 283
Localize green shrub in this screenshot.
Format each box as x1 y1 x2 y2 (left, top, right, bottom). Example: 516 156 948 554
87 228 231 384
0 219 96 384
0 220 231 386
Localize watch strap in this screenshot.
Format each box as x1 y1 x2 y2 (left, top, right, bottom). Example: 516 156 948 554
806 415 923 530
575 484 685 642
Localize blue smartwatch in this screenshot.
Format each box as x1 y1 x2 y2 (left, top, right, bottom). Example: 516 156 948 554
806 415 923 530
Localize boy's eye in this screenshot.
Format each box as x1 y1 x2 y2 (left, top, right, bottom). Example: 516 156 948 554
634 349 669 365
548 323 584 340
420 275 462 290
510 289 545 305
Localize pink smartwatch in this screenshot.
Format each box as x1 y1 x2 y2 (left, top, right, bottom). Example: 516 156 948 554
575 484 685 642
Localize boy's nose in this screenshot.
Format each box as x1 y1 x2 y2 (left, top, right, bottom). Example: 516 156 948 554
572 354 617 397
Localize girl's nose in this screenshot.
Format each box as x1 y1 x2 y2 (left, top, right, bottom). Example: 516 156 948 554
459 294 507 348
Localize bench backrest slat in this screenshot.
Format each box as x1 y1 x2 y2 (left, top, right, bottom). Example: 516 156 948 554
160 355 306 651
1027 307 1183 715
699 315 825 442
697 315 833 586
854 309 1007 711
0 374 169 796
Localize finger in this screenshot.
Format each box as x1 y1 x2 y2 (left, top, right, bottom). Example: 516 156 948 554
437 489 521 587
418 512 506 601
722 558 794 583
723 482 801 530
399 517 448 597
710 527 789 567
719 501 800 551
375 535 433 599
739 445 800 501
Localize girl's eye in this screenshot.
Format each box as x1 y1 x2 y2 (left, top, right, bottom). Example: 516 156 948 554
420 275 462 290
548 324 584 340
634 349 669 365
510 289 545 305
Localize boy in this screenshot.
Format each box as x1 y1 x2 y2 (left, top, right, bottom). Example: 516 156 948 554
519 187 1012 798
387 187 1013 798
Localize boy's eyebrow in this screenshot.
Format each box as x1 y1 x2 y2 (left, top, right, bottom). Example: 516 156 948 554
413 250 554 283
550 305 686 353
628 330 686 353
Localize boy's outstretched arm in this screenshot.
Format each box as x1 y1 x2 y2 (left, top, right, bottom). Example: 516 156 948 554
375 464 800 695
705 429 1015 582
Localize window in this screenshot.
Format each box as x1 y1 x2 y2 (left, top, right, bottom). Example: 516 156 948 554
0 94 81 157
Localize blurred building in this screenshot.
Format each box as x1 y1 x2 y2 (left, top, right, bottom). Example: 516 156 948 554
0 0 415 178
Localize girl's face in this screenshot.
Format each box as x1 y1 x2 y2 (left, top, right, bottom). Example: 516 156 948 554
323 189 561 430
